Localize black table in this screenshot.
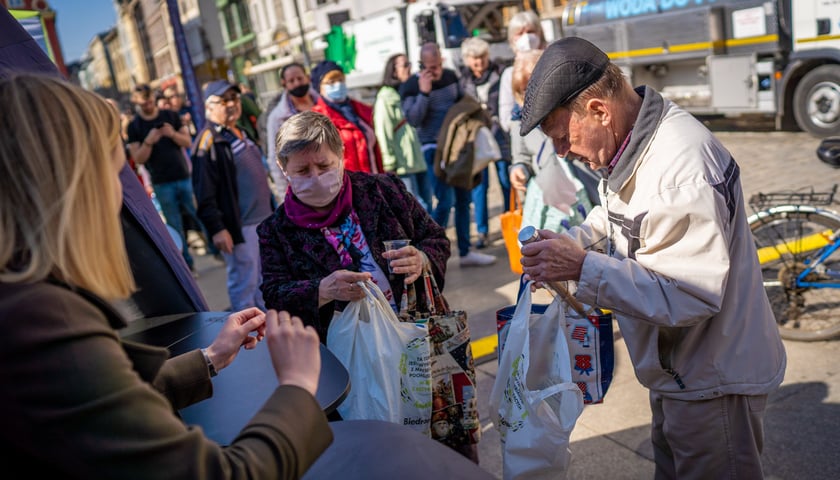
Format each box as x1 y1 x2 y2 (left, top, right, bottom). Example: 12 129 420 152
302 420 496 479
120 312 350 445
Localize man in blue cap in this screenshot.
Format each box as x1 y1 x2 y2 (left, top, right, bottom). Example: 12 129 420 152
192 80 275 312
518 36 786 479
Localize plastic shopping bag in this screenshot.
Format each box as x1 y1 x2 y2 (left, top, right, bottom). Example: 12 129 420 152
489 281 584 479
327 280 432 435
497 277 615 405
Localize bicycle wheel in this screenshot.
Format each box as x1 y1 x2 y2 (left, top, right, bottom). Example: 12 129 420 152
749 206 840 341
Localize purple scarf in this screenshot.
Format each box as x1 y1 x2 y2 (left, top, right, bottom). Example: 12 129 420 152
284 171 353 229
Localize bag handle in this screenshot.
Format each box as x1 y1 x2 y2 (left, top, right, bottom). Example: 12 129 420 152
358 280 402 325
419 265 450 316
510 188 522 214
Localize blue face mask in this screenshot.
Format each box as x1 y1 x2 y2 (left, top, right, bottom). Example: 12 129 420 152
323 82 348 103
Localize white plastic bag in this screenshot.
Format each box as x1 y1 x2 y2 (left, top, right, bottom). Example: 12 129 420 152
489 281 584 479
327 280 433 435
472 125 502 175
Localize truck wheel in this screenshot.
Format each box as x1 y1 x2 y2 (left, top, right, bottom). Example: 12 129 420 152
793 64 840 137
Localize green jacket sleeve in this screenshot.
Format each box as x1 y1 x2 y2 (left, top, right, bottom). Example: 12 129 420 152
373 87 399 172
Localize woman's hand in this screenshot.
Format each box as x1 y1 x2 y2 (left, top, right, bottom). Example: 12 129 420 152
204 307 266 372
382 246 427 284
265 310 321 396
319 269 371 304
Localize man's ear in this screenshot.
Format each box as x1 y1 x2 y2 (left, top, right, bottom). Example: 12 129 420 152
585 98 611 125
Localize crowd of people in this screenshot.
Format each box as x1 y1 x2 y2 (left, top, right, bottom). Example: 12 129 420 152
0 4 787 478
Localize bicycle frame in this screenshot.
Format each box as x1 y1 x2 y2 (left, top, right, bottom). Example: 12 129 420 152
748 205 840 289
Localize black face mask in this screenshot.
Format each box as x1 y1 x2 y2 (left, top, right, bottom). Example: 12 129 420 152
288 84 310 98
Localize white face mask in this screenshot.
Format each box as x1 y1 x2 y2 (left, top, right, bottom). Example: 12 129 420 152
515 33 541 52
287 168 343 208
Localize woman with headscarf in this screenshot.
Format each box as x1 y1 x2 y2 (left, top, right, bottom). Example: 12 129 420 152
310 60 384 174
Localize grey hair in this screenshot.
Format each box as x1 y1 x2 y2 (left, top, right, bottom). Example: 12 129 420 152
275 111 344 168
461 37 489 59
568 63 628 115
507 11 545 48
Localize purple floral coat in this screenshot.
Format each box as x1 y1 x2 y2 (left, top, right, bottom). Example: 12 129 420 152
258 171 450 341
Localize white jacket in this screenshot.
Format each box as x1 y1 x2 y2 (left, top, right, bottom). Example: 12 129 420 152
569 87 786 400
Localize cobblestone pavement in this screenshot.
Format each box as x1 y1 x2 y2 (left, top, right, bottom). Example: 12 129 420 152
194 122 840 479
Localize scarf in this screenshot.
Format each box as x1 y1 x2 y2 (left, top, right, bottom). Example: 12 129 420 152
284 171 353 229
325 98 367 133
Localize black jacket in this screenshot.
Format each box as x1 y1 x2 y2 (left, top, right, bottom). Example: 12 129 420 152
191 123 245 244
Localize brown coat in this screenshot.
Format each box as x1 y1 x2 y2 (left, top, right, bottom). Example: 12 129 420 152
0 281 332 478
433 95 492 190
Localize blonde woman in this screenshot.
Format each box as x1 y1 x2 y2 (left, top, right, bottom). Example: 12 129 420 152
508 50 592 232
0 74 330 478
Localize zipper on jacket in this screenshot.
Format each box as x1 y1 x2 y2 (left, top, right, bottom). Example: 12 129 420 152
664 368 686 390
658 328 687 390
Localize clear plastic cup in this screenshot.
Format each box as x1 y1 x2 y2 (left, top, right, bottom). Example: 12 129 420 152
383 239 411 273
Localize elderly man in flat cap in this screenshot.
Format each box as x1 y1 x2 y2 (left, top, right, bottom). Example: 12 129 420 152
519 37 786 478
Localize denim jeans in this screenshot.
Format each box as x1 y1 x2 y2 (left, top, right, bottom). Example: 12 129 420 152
471 159 511 235
222 223 266 311
423 147 472 257
152 178 200 269
400 171 433 214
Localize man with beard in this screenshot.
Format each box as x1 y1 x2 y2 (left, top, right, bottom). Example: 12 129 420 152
263 63 319 201
127 84 200 273
192 80 274 311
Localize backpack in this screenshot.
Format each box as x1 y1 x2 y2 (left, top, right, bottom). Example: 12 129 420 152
433 95 492 190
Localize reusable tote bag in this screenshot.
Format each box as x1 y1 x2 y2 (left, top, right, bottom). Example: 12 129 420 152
501 190 524 274
400 269 481 462
327 280 433 434
489 281 585 479
496 277 615 405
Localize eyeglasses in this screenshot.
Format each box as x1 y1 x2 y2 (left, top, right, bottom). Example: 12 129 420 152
397 63 411 69
209 93 241 105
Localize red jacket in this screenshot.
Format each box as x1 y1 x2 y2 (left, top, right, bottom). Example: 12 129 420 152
312 98 383 173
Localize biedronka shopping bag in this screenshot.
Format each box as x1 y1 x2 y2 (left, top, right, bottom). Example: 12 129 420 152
489 281 585 479
327 280 432 435
400 269 481 463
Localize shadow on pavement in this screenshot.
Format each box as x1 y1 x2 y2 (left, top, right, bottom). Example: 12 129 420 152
763 382 840 479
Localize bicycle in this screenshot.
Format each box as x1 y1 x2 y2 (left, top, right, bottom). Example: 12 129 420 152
747 184 840 341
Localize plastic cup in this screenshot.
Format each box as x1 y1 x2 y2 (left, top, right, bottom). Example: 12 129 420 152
383 239 411 273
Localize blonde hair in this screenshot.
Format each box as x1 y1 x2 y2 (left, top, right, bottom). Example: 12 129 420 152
276 111 345 168
0 74 135 299
512 49 544 104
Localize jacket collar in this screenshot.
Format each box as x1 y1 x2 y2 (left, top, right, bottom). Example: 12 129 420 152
607 86 664 192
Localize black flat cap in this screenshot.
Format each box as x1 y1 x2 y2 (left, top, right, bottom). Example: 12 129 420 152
520 37 609 136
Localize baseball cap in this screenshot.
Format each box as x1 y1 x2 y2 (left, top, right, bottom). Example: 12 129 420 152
520 37 609 136
202 79 240 103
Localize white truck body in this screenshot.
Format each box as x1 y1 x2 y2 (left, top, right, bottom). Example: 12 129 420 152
328 0 516 101
556 0 840 137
